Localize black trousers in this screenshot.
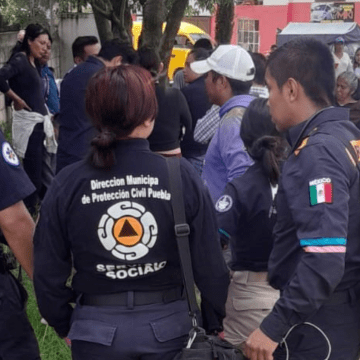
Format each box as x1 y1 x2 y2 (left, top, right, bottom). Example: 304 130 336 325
273 294 360 360
0 272 40 360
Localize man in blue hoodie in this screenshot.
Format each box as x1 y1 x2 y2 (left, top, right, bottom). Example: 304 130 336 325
191 45 255 203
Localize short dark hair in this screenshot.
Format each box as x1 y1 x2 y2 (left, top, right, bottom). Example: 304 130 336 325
193 38 213 51
189 48 210 61
241 98 287 185
138 47 161 77
267 38 335 107
86 65 158 169
72 36 98 60
210 70 252 96
250 52 267 86
98 39 137 64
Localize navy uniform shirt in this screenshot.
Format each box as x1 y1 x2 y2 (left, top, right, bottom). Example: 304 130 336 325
0 130 35 211
181 76 211 158
216 162 277 272
260 107 360 342
56 56 103 173
34 138 229 337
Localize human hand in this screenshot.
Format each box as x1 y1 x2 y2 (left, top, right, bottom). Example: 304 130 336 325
13 97 31 111
245 328 278 360
64 337 71 347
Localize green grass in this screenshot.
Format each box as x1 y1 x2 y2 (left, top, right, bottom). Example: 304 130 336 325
22 274 72 360
0 120 12 143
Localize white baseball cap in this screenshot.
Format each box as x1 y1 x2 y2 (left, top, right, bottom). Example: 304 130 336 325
190 44 255 82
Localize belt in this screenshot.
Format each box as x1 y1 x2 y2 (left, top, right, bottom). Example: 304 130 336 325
81 287 184 307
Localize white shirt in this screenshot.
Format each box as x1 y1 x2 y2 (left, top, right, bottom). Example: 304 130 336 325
333 52 353 79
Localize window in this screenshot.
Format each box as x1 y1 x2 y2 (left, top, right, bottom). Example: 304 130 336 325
237 19 259 53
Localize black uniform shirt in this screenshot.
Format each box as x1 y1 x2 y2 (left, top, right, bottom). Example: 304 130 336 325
0 53 47 116
0 130 35 211
260 107 360 342
34 138 229 337
216 162 277 272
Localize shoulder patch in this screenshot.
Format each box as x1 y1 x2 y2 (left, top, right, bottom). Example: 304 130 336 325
294 137 309 156
350 140 360 162
309 178 332 206
215 195 233 213
2 142 20 166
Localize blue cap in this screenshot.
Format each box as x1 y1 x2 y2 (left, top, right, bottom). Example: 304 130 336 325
335 37 345 43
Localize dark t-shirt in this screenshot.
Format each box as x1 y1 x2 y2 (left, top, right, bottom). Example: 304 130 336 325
148 85 192 152
181 76 211 158
0 53 47 116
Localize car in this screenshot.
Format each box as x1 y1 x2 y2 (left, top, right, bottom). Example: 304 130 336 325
132 21 212 80
311 4 333 22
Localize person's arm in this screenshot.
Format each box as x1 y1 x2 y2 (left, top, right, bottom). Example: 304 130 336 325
346 53 353 73
246 137 352 359
177 90 192 137
219 116 253 182
5 88 31 111
0 54 31 110
34 179 74 338
181 159 229 332
0 201 35 279
215 182 241 247
194 105 221 144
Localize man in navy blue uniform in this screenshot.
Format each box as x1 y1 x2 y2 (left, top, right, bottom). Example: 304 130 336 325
245 38 360 360
0 130 40 359
56 39 136 173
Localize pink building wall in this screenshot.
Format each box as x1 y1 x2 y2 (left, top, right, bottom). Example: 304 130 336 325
210 2 360 55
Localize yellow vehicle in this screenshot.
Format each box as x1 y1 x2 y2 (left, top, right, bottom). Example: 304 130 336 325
132 21 212 80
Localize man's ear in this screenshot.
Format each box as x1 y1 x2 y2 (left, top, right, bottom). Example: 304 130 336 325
143 118 154 128
110 55 123 66
217 75 227 90
286 78 300 102
74 56 83 65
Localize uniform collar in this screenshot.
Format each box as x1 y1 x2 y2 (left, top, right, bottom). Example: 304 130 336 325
114 138 150 152
287 106 350 151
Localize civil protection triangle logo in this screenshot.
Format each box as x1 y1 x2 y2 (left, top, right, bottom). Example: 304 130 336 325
98 201 158 261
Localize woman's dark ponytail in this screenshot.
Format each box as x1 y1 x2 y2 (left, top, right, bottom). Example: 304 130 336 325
248 135 286 186
241 98 288 186
89 130 117 169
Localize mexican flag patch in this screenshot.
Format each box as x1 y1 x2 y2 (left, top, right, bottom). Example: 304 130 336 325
309 178 333 206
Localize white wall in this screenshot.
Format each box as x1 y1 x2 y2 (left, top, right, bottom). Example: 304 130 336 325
58 12 99 77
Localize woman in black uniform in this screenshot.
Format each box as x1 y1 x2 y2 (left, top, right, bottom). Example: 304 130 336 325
215 98 288 352
0 23 54 214
33 65 229 360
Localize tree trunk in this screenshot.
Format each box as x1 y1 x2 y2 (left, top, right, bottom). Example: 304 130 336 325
92 5 113 43
160 0 189 75
110 0 131 43
140 0 165 49
90 0 131 44
215 0 234 45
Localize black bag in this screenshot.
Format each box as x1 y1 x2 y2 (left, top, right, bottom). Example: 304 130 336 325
166 158 246 360
173 328 245 360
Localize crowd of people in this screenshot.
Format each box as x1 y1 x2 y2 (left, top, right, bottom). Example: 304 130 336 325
0 23 360 360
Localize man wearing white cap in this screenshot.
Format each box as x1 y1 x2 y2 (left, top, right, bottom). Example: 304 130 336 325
333 37 352 79
191 45 255 204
